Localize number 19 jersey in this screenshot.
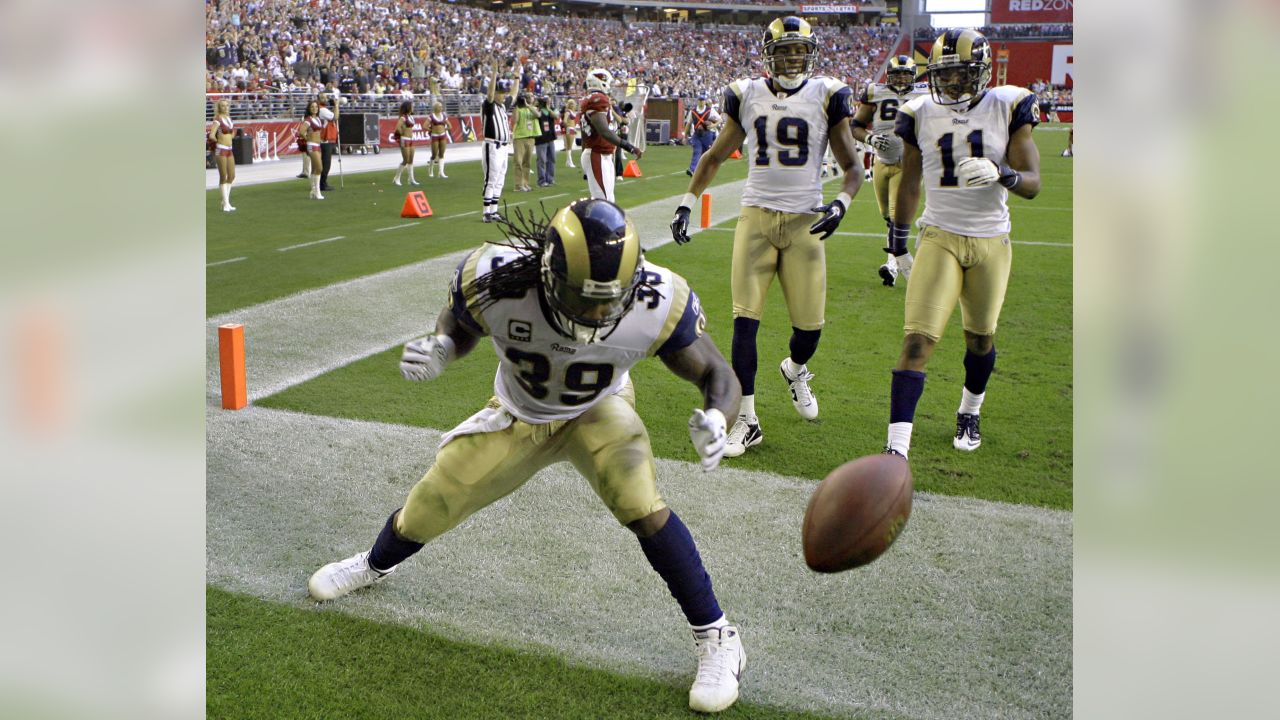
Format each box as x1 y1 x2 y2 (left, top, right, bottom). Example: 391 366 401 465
723 76 854 214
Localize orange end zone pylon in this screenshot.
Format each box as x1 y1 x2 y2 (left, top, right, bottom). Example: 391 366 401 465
401 191 433 218
218 323 247 410
622 159 643 178
700 193 711 229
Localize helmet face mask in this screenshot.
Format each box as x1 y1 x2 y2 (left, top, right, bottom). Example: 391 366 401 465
926 29 993 108
763 16 818 90
886 54 917 94
540 200 643 344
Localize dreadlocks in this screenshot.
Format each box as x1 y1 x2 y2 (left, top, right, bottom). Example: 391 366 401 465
464 202 666 321
467 204 551 314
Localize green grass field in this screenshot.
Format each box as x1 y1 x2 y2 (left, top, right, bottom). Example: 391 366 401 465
208 128 1073 718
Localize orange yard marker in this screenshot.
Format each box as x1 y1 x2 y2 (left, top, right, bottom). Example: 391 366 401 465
401 191 433 218
622 159 643 177
729 148 742 159
218 323 247 410
700 193 711 229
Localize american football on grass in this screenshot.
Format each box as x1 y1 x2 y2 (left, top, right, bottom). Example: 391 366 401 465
802 454 913 573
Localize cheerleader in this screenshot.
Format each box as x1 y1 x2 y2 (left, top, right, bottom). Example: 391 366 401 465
298 101 326 199
208 99 237 211
562 98 578 168
392 101 419 186
427 101 449 178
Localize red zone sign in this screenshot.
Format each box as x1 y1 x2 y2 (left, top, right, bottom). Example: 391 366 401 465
990 0 1073 23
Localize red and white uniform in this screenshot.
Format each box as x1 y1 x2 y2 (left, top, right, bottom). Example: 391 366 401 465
397 114 418 147
563 110 580 137
305 116 325 151
428 113 448 141
213 116 235 156
578 92 618 201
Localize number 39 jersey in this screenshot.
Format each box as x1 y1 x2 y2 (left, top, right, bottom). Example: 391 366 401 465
723 76 854 214
896 85 1038 237
858 81 929 164
449 244 706 424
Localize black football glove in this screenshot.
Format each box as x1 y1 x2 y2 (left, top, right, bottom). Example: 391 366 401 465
809 193 850 240
671 205 692 245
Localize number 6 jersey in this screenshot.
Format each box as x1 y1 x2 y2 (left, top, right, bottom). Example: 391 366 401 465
449 244 706 424
723 76 854 214
895 85 1038 237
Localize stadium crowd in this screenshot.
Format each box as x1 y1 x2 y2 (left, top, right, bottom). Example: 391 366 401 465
206 0 898 99
913 23 1072 40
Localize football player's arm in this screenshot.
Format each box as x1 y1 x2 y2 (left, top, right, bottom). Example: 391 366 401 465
661 333 742 472
486 66 497 102
660 333 741 421
891 142 922 227
669 118 745 244
1003 124 1041 199
585 111 640 158
827 118 863 198
400 306 483 382
849 99 876 144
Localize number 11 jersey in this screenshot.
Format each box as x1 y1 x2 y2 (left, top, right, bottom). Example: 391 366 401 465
723 76 854 214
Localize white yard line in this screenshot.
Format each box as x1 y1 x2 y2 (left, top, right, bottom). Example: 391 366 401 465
439 210 481 220
206 256 247 267
277 236 345 252
374 222 420 232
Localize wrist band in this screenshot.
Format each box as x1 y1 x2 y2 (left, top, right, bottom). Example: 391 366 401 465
834 192 852 211
679 192 698 211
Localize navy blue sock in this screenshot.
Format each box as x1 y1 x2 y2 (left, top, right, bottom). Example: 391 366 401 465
637 511 723 627
731 317 760 396
963 347 997 395
367 509 424 573
789 327 822 366
889 370 927 424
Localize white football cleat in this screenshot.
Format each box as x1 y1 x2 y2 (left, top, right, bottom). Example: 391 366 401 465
689 625 745 713
723 416 762 458
953 413 982 451
780 359 818 420
308 551 395 601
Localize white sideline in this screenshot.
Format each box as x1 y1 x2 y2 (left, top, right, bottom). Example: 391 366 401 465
278 236 344 252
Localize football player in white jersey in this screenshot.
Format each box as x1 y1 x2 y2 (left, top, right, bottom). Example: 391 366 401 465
670 16 862 458
851 55 930 287
881 28 1042 460
308 200 747 714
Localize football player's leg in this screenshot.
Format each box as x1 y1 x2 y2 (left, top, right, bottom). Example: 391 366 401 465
952 234 1012 450
584 148 607 200
563 385 741 711
727 207 776 454
776 211 826 420
886 227 964 458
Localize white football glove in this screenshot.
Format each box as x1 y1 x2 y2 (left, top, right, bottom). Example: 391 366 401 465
687 408 728 472
956 156 1001 187
895 252 914 281
866 132 898 153
400 334 456 382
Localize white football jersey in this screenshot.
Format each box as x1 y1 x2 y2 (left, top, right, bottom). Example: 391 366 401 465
897 85 1039 237
723 76 854 214
859 81 929 164
450 244 705 424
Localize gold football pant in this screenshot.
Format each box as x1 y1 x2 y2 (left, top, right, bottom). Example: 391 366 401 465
903 225 1012 341
872 159 903 221
731 205 826 330
395 382 666 543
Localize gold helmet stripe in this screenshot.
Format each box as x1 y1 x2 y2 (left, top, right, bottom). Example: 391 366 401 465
551 205 591 283
957 29 975 61
616 218 640 285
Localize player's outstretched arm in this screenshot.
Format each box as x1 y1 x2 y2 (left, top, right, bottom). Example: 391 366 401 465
660 333 742 471
400 307 484 382
1003 124 1041 199
586 112 641 159
671 119 746 245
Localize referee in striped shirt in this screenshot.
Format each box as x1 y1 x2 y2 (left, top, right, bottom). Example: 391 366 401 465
481 68 512 222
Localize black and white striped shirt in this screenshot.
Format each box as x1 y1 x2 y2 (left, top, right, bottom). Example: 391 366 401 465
482 99 511 143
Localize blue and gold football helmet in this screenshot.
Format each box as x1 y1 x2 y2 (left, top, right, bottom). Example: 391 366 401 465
540 199 644 343
763 16 818 90
926 28 993 108
886 54 917 94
